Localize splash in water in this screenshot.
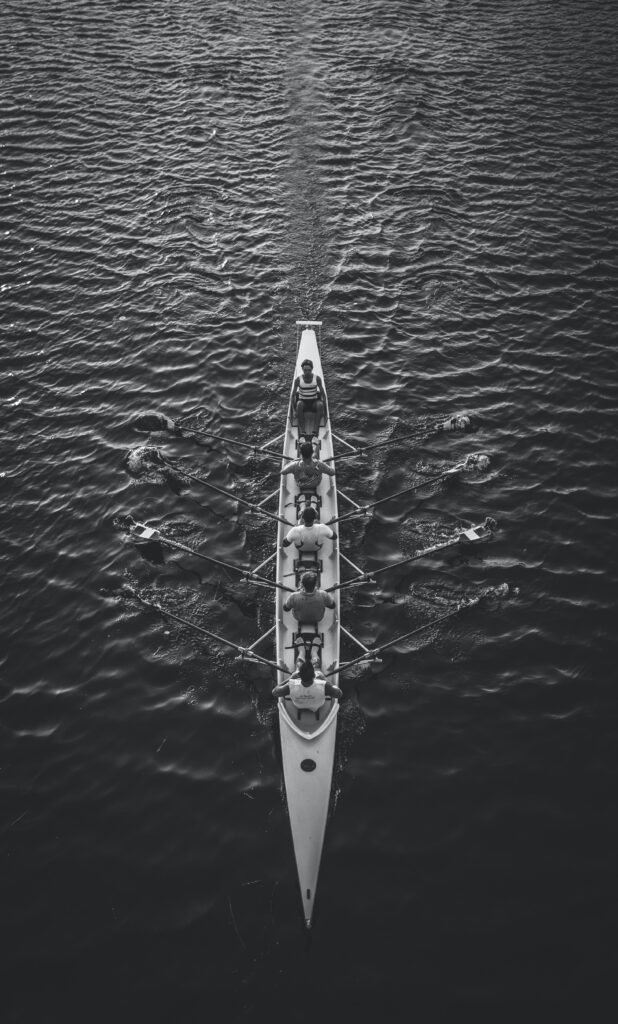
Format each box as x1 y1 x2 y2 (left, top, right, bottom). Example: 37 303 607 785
123 446 189 494
462 453 490 473
133 413 178 433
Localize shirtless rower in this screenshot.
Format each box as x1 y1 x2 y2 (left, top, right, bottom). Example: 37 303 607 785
291 358 327 440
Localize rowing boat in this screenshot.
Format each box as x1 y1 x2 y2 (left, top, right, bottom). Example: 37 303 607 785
125 322 501 930
275 320 340 929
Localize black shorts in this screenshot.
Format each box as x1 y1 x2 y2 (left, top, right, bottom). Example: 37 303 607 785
298 398 317 410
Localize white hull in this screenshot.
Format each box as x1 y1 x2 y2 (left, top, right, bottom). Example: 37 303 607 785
276 322 340 928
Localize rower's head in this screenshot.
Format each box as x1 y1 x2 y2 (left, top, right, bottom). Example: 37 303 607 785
301 359 313 378
301 571 317 592
301 506 317 526
299 441 314 459
299 661 315 686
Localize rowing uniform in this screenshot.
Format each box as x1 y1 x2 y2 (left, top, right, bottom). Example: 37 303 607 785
285 522 334 550
297 373 319 406
289 671 327 711
283 458 334 490
284 588 335 624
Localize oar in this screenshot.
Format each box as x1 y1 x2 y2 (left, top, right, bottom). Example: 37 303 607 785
134 412 282 461
132 592 283 669
128 519 293 592
156 453 293 528
328 458 474 525
177 421 283 461
326 590 486 676
324 416 472 463
328 518 496 592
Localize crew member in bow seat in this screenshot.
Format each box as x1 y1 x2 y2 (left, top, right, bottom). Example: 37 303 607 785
291 358 327 440
272 660 342 711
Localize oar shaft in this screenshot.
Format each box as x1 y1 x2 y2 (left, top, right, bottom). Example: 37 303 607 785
331 533 469 592
329 596 481 674
131 523 290 589
138 598 280 668
140 528 244 574
367 469 457 510
364 536 461 579
177 423 281 460
343 521 494 586
161 457 291 527
324 427 430 463
374 598 481 656
329 467 459 524
325 416 469 464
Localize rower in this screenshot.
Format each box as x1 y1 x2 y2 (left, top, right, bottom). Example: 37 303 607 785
281 506 337 552
281 441 334 506
291 358 327 440
272 661 342 712
283 570 336 664
283 570 335 624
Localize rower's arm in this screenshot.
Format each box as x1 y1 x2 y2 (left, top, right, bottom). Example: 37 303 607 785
316 375 327 402
281 527 296 548
282 596 293 611
280 461 296 476
316 459 335 477
325 682 342 699
291 377 300 409
272 682 290 698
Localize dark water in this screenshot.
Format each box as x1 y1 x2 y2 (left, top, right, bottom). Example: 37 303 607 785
2 0 617 1020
